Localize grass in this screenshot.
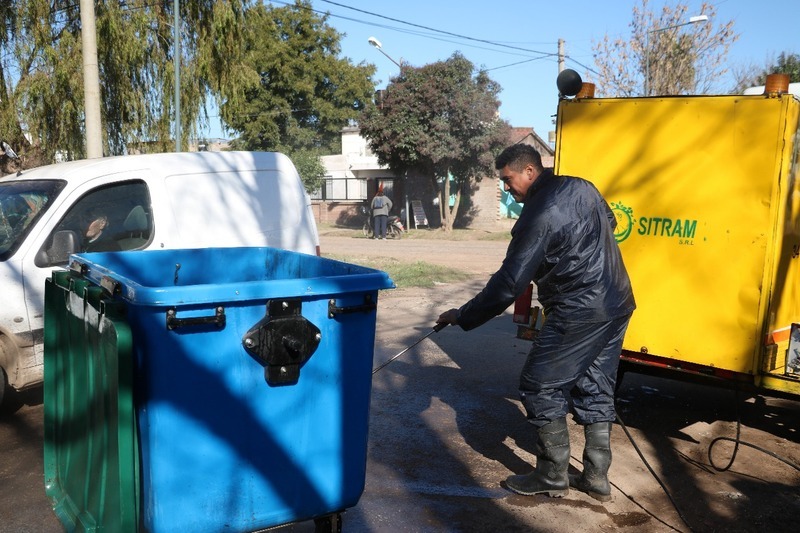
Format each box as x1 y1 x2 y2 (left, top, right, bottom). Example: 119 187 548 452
317 223 512 242
325 254 474 288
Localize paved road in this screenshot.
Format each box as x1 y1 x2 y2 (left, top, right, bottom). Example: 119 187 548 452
2 235 799 532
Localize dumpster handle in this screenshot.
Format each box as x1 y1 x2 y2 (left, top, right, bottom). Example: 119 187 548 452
100 276 121 297
328 294 376 318
166 307 226 330
69 260 88 276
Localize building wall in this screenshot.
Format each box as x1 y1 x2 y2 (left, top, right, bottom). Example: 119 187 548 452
315 127 554 231
312 201 364 227
466 176 505 230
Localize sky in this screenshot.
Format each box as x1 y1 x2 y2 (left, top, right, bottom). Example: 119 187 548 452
202 0 799 141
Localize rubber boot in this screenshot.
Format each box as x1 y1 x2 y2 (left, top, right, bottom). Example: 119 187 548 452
505 418 570 497
569 422 612 502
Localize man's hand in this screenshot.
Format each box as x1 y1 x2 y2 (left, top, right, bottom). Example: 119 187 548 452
86 217 107 239
437 308 460 327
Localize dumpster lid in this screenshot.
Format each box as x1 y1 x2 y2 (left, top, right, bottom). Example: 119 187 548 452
69 247 395 306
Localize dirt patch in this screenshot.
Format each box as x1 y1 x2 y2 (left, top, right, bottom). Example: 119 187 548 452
321 233 800 533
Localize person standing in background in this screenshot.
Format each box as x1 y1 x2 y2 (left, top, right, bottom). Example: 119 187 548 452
371 187 393 240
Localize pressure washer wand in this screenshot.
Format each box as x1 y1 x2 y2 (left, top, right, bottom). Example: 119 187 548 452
372 322 449 375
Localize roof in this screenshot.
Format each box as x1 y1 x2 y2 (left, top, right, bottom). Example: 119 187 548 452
508 127 555 157
2 151 292 182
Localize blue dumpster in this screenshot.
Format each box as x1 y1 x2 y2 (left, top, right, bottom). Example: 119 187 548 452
45 247 394 532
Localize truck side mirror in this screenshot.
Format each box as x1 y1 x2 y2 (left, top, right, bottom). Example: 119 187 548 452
36 230 80 267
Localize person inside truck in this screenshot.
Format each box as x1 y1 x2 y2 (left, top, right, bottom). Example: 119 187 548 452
81 209 121 252
436 143 635 502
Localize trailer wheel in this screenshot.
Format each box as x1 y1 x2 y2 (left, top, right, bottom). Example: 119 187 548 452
313 512 342 533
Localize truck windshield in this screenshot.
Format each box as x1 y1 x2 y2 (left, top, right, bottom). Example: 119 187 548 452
0 179 66 260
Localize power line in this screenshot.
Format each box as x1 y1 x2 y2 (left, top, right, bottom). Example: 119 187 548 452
482 56 552 73
566 56 601 77
318 0 557 57
310 1 601 76
273 0 559 60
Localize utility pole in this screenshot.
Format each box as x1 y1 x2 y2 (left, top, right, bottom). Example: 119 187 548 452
550 39 566 147
174 0 181 152
79 0 103 158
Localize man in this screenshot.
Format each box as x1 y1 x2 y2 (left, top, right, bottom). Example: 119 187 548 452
436 144 635 501
82 210 121 252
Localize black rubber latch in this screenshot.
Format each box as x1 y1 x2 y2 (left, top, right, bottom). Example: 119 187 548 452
242 299 321 386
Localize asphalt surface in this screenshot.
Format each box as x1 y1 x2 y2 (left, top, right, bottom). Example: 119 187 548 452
1 233 799 532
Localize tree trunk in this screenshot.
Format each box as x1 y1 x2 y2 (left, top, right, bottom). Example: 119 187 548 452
450 186 462 231
439 172 449 232
440 172 465 233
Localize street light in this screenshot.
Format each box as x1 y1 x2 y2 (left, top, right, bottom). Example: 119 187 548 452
368 36 402 69
644 14 708 96
367 36 412 231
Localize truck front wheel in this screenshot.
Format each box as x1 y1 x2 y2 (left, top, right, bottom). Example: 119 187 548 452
0 339 22 415
0 368 22 415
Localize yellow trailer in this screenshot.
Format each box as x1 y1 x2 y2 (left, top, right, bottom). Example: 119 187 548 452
551 85 800 397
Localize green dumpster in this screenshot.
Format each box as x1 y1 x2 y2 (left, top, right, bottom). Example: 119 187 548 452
43 269 139 531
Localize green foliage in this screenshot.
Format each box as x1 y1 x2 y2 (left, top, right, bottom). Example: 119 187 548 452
289 148 327 193
220 1 376 157
1 0 251 170
730 51 800 93
359 52 511 231
759 53 800 83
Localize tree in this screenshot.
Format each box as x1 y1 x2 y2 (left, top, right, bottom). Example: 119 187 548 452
592 0 738 97
289 148 327 195
1 0 251 174
219 1 375 189
359 53 511 232
771 52 800 82
731 52 800 93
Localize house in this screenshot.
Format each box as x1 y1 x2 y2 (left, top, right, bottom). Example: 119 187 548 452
313 126 554 230
312 126 397 227
508 127 555 168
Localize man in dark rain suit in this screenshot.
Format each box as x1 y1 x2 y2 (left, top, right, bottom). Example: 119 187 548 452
437 144 635 501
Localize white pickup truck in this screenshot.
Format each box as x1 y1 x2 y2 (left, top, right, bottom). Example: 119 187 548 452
0 151 319 412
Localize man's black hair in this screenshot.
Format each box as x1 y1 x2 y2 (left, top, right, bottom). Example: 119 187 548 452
495 144 543 172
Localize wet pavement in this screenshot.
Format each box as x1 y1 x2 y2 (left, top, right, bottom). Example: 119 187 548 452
1 235 799 532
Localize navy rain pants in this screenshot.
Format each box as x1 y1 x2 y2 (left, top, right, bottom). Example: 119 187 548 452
519 313 632 427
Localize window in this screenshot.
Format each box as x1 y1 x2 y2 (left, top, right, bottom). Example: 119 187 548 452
37 180 153 266
311 175 367 201
0 180 66 261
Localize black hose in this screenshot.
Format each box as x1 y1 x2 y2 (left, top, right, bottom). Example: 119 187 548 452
709 434 800 473
615 412 695 533
707 388 800 473
617 385 800 533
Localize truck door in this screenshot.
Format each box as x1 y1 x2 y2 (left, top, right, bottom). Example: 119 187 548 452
22 180 153 364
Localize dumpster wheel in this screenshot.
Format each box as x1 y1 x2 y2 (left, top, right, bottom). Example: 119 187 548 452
313 512 343 533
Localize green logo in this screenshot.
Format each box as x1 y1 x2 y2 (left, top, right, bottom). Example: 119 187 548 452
610 202 634 243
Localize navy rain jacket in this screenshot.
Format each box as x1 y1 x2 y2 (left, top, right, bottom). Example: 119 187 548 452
457 169 635 331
